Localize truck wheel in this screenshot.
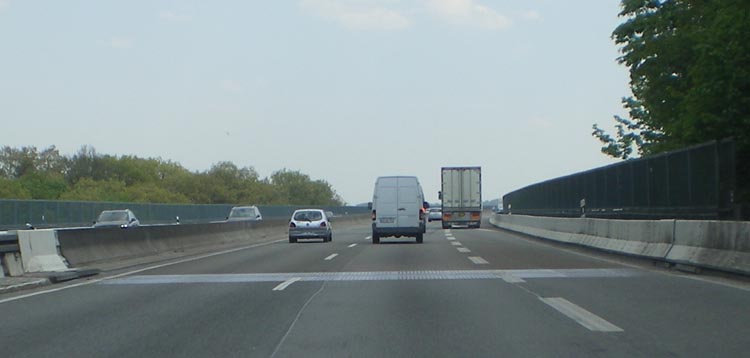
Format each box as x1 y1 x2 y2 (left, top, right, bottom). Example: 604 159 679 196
289 236 297 243
328 233 333 242
442 223 449 229
372 233 380 244
416 233 423 244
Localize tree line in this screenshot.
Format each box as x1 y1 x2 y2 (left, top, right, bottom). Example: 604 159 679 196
0 145 344 206
593 0 749 202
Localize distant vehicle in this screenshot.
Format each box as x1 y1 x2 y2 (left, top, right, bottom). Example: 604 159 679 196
439 167 482 229
325 211 334 221
370 176 427 244
428 208 442 222
226 206 263 221
288 209 332 243
93 209 140 228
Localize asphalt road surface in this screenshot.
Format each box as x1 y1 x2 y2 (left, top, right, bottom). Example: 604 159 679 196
1 221 748 357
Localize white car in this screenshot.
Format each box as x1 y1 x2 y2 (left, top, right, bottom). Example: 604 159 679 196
428 208 442 222
288 209 332 243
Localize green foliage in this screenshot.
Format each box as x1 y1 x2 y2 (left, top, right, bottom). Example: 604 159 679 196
593 0 750 159
19 173 68 200
271 169 344 206
0 178 31 199
0 145 345 205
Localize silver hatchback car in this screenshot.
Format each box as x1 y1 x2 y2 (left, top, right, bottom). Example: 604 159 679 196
288 209 332 243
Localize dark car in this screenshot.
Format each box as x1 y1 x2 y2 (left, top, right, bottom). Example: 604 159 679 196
93 209 140 228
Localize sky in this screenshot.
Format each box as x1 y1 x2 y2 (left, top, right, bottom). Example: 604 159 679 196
0 0 630 205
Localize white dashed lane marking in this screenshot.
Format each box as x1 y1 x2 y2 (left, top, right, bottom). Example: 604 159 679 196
324 254 338 261
451 242 462 246
365 236 371 240
457 247 471 253
272 277 301 291
348 243 357 248
468 256 489 265
540 297 624 332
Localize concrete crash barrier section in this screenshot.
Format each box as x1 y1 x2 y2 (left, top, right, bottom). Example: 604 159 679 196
17 229 70 272
58 214 369 267
668 221 750 275
490 214 750 276
490 214 674 259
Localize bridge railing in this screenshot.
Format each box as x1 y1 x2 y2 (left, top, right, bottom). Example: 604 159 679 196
503 139 739 220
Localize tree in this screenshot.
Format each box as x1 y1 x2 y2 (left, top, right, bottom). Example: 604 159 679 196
593 0 750 159
270 169 343 206
0 178 31 199
59 178 130 202
19 172 68 200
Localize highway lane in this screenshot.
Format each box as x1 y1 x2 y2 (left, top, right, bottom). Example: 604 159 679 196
1 221 748 357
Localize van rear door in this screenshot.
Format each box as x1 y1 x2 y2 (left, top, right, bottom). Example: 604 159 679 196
375 178 398 228
396 179 419 228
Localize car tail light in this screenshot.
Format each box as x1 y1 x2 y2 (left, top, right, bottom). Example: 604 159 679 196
289 222 296 228
320 221 327 227
419 211 424 220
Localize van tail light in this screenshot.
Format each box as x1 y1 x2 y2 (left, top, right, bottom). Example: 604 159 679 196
289 222 296 228
320 221 327 228
371 210 376 221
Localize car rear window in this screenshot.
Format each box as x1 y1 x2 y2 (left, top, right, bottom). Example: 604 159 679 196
294 211 323 221
231 208 256 217
99 211 128 221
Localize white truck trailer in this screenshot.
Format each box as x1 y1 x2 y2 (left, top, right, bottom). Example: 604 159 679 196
439 167 482 229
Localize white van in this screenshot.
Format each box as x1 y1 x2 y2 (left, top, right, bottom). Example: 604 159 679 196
370 176 427 244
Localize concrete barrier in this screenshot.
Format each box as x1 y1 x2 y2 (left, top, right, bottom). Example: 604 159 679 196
58 214 369 267
490 214 750 275
667 220 750 275
17 229 70 272
490 214 674 259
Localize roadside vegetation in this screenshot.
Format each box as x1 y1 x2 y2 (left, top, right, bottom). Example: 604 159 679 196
0 145 344 206
594 0 749 203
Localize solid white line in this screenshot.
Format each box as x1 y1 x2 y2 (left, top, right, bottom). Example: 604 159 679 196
540 297 623 332
348 243 357 248
0 238 286 305
450 242 462 246
273 277 302 291
324 253 338 261
468 256 489 265
457 247 471 253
